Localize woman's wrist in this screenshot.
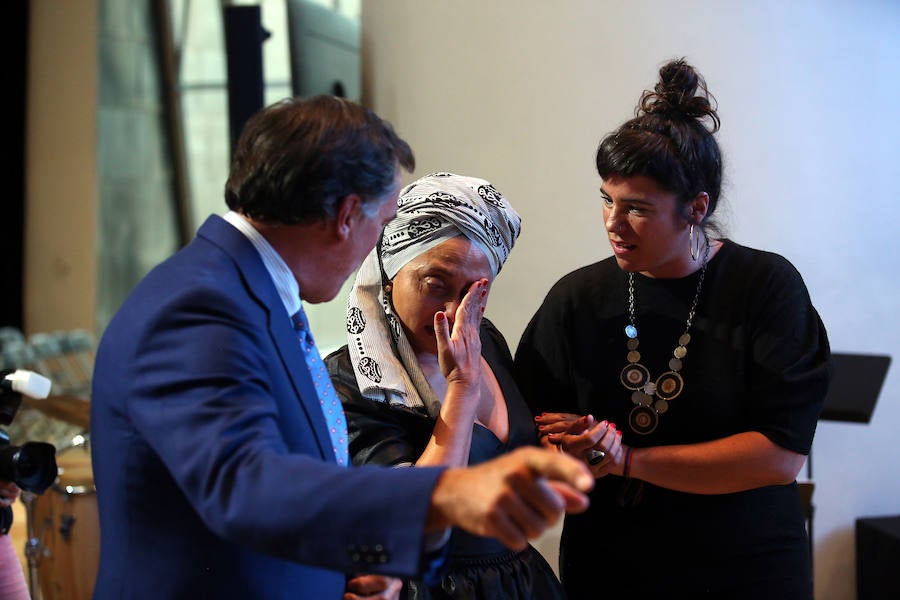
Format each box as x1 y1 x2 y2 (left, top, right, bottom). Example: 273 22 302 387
623 447 634 479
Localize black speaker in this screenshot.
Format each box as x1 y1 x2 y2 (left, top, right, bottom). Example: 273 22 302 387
856 515 900 599
223 5 267 154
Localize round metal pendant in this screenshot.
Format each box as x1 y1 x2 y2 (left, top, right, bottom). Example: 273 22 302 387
627 338 640 351
655 371 684 400
668 357 683 371
629 405 658 435
620 363 650 390
631 391 653 406
655 399 669 414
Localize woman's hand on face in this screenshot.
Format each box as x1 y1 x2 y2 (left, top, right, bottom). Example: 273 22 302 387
0 481 21 507
434 278 489 386
344 574 403 600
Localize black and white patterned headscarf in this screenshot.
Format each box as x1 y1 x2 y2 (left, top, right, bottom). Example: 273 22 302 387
346 172 522 415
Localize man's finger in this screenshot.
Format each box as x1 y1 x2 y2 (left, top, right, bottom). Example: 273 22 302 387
546 480 591 514
506 471 567 525
345 575 381 594
345 574 402 600
517 447 594 493
485 506 530 551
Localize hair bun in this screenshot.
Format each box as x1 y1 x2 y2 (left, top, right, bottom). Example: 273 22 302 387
639 58 720 132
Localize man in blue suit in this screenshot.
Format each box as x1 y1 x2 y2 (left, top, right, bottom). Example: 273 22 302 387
90 95 592 599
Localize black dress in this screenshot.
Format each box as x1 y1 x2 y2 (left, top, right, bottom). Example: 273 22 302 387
515 241 832 599
326 319 567 600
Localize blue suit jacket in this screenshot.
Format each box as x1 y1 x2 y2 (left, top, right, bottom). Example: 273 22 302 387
90 216 444 599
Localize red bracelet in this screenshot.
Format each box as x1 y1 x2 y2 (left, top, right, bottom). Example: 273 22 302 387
623 447 633 479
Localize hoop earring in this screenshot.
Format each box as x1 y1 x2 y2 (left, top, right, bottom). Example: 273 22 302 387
689 224 700 262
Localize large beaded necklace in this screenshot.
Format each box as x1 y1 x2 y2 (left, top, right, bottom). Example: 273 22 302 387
621 244 709 435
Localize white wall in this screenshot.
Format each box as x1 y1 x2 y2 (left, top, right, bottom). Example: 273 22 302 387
358 2 900 598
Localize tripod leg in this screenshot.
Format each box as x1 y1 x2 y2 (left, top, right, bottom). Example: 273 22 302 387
20 491 44 600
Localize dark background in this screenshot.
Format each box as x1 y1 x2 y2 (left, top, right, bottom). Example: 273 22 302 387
3 1 28 330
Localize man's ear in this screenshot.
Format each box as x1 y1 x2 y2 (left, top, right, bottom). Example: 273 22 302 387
333 193 363 241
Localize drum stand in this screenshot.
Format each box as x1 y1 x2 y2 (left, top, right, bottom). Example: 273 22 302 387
20 491 48 600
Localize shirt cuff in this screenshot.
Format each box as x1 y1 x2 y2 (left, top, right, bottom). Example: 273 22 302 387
419 533 451 586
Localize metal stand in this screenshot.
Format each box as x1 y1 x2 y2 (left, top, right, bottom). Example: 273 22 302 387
20 491 47 600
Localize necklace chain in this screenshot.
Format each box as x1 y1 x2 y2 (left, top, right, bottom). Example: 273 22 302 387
622 242 710 435
626 265 707 340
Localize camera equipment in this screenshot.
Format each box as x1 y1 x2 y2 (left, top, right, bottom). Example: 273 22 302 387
1 369 58 532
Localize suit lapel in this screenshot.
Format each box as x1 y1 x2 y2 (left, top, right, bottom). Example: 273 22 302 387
197 216 336 463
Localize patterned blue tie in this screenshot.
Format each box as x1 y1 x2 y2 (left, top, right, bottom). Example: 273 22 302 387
291 308 348 466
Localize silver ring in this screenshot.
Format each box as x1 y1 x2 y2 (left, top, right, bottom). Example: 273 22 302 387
588 449 608 465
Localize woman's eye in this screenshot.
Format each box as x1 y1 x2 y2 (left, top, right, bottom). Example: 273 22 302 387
629 205 645 214
601 197 613 207
423 277 444 290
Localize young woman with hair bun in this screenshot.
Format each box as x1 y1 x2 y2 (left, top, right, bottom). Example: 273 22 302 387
516 59 832 599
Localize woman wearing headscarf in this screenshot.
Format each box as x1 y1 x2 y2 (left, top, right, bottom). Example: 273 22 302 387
326 172 566 600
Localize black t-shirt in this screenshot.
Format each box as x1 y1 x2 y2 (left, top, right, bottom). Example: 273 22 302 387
515 240 832 598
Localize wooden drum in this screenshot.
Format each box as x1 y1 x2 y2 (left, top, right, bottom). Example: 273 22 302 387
30 438 98 600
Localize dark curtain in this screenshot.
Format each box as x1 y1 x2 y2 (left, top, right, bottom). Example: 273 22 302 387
2 1 27 330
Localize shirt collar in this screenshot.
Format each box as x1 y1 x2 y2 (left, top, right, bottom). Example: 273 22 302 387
223 211 301 317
